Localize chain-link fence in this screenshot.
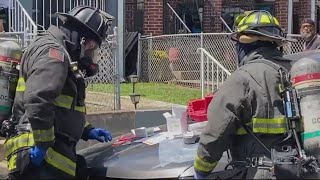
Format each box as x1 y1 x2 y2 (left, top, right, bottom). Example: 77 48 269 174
85 29 118 113
138 33 305 89
85 43 115 112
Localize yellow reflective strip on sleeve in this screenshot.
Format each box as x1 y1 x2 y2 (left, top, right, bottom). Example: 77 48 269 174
236 127 247 135
45 147 76 176
252 117 287 134
8 153 17 171
194 155 218 173
53 95 73 109
84 121 90 128
16 77 26 92
54 94 85 112
74 105 86 113
4 133 35 157
32 127 55 143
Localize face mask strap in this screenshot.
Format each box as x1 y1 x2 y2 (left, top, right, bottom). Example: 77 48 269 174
80 37 86 59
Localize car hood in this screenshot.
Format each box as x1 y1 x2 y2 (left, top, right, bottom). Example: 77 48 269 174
80 136 228 179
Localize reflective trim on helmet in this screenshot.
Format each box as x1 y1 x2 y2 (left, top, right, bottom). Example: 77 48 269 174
16 77 26 92
236 117 287 135
273 17 280 26
194 155 218 173
4 133 35 158
32 127 55 143
260 14 271 24
45 147 76 177
236 10 282 36
245 13 257 25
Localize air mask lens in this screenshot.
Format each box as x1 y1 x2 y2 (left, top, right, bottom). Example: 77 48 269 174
91 47 100 64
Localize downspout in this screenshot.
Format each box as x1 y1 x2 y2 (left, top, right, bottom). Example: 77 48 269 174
311 0 316 21
288 0 293 34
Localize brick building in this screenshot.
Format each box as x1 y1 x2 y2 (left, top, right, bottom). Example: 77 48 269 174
125 0 319 35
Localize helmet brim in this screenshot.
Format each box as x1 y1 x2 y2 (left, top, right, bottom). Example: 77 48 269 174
57 12 104 45
230 30 297 43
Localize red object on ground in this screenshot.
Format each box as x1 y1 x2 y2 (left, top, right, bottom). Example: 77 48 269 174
112 134 136 147
187 94 214 122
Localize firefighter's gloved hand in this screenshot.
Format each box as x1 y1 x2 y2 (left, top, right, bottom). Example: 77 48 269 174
88 128 112 142
30 146 47 166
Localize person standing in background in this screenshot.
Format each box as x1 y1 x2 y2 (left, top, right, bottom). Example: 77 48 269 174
300 18 320 51
0 0 8 32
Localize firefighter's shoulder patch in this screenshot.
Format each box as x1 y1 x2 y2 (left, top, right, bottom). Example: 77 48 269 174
48 48 64 62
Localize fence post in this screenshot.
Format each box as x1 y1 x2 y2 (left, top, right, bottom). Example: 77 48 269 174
23 28 27 47
200 32 204 99
137 33 142 77
114 26 121 110
148 33 153 82
287 34 292 54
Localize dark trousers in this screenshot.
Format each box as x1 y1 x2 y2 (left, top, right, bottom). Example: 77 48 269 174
8 164 65 180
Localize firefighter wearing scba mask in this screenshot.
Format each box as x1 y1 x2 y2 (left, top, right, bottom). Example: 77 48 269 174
192 10 313 179
3 6 114 179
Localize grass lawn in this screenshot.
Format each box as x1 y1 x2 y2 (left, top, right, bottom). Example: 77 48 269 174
86 82 202 105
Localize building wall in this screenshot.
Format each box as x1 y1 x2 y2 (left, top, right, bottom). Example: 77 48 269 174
274 0 288 30
143 0 164 35
140 0 318 35
202 0 221 32
126 0 137 31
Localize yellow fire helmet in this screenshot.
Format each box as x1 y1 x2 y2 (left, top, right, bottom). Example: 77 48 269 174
231 10 297 45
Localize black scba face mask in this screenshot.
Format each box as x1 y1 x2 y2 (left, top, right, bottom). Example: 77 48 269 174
78 39 100 77
78 56 99 77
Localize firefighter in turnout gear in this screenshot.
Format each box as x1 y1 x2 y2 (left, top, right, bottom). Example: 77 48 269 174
194 10 300 179
4 6 114 179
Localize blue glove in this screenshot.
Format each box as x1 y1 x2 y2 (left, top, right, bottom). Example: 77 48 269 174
30 146 47 166
88 128 112 142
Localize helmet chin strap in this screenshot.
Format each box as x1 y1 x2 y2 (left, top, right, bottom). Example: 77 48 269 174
80 37 86 59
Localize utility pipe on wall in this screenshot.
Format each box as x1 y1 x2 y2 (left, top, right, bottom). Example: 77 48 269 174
287 0 293 34
311 0 316 21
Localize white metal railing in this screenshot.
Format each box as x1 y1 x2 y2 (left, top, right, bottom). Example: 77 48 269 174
9 0 38 46
197 48 231 98
34 0 107 32
167 3 191 34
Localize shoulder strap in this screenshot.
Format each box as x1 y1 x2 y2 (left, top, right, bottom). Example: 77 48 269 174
246 58 287 73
